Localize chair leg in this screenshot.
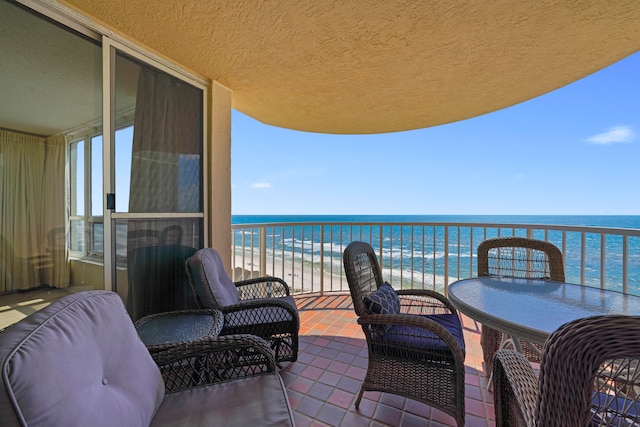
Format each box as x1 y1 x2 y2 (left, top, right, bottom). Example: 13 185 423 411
268 337 286 368
270 337 281 360
355 387 365 408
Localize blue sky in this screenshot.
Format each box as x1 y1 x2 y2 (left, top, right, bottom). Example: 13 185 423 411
231 51 640 216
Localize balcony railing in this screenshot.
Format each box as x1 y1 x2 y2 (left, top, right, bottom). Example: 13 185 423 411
231 221 640 296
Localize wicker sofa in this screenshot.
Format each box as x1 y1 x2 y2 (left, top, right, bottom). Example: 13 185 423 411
0 291 295 426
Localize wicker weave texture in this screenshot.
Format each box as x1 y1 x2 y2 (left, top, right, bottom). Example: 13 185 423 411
134 309 224 353
153 334 277 393
493 315 640 427
185 248 300 363
343 241 466 427
478 237 565 373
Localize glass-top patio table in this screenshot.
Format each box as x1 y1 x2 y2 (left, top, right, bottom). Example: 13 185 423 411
134 309 224 365
448 276 640 351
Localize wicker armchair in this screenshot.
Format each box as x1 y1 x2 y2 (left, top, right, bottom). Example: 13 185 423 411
185 248 299 363
478 237 565 375
343 241 466 427
493 315 640 427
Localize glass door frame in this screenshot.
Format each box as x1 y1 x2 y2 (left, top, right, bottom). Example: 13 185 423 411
101 37 209 291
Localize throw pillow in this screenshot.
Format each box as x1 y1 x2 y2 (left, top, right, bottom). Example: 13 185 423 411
364 282 400 315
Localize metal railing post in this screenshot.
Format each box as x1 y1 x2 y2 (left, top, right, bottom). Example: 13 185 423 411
320 226 325 295
444 226 449 295
259 226 267 277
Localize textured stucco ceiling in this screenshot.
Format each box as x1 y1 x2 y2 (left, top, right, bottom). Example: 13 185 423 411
61 0 640 134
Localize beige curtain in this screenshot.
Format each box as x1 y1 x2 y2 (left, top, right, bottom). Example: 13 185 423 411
0 130 69 292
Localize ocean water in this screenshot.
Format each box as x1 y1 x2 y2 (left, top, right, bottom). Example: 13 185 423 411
233 214 640 229
232 215 640 294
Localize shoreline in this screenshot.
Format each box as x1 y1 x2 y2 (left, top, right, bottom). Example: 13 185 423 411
232 252 448 294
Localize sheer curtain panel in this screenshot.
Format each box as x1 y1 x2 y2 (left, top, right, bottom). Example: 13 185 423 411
125 66 203 320
0 130 68 292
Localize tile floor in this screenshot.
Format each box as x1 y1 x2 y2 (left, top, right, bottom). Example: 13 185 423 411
283 294 496 427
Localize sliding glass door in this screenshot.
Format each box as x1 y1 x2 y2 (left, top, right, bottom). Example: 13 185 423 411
0 1 207 327
1 0 102 302
106 43 206 320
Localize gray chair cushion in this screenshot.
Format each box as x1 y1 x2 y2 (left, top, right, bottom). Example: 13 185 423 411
0 291 165 427
151 373 294 427
186 248 240 308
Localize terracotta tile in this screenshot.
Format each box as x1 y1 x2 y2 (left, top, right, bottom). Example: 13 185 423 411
318 370 342 386
345 365 367 380
336 376 361 394
379 392 406 410
296 396 324 418
466 413 491 427
316 404 346 426
328 388 355 409
311 356 332 369
327 360 349 375
466 384 483 401
340 410 371 427
354 397 378 418
301 365 324 381
340 343 362 355
405 399 431 418
287 389 304 410
290 376 314 394
430 407 457 426
374 403 403 426
351 356 369 369
465 372 481 387
401 411 432 427
285 361 307 375
309 382 334 401
335 352 356 365
465 396 487 418
297 351 315 364
292 412 314 427
319 347 340 359
327 340 346 351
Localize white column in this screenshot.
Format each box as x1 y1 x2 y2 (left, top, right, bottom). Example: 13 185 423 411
208 81 233 273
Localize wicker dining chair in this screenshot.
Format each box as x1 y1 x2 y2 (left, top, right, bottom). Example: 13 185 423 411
477 237 565 375
493 315 640 427
343 241 466 427
184 248 299 364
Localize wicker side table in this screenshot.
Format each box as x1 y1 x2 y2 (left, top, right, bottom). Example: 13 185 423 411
135 309 224 359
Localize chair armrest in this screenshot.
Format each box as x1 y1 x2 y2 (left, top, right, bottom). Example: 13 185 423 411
152 334 277 394
357 313 465 364
220 298 300 330
234 276 291 298
223 297 298 319
396 289 458 315
493 349 538 427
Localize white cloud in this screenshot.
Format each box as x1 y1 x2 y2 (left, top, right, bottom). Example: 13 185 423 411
585 126 633 145
251 182 272 189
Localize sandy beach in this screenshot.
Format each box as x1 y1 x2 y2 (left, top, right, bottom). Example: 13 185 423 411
232 252 448 295
233 253 347 294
